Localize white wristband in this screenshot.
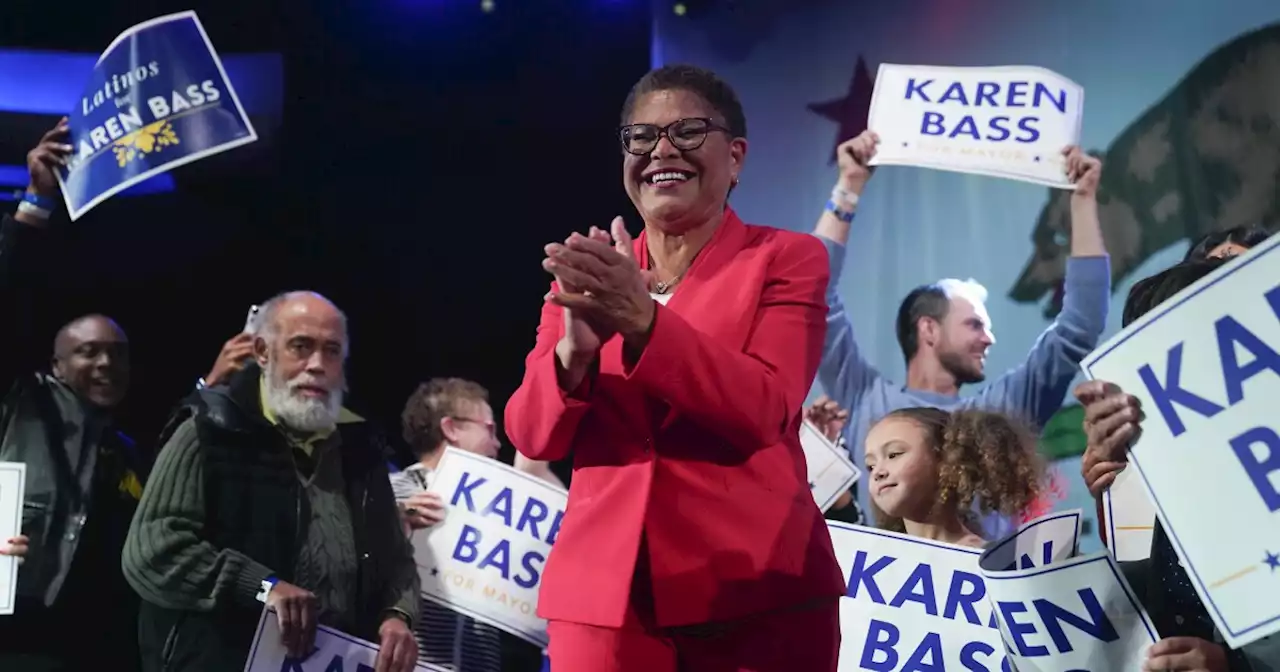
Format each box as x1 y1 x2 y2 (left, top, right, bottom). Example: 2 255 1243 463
831 186 859 210
256 578 277 603
17 201 51 220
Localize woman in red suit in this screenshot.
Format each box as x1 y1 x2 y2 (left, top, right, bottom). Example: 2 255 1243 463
504 64 846 671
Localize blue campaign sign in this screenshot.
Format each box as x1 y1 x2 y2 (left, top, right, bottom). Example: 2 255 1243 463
55 11 257 220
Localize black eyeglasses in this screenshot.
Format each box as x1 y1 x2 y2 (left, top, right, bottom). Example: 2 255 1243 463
618 117 731 155
450 416 496 436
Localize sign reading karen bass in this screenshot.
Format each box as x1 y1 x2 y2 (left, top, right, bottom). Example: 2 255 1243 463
867 63 1083 188
410 448 566 647
1082 235 1280 649
979 510 1156 670
243 608 448 672
56 11 257 220
828 522 1009 672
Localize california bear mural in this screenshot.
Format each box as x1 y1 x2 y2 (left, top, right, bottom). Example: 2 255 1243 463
1009 22 1280 317
1011 23 1280 524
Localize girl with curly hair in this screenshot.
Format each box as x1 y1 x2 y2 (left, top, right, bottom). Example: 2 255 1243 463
864 406 1044 548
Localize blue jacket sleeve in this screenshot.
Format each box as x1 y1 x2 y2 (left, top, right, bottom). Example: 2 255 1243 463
814 234 883 413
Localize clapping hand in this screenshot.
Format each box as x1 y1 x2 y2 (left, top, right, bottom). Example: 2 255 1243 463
544 217 655 346
546 226 616 357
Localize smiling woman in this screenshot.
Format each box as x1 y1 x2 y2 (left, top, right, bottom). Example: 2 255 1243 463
504 64 846 672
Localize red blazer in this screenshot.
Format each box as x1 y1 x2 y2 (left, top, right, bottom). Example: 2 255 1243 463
505 208 846 629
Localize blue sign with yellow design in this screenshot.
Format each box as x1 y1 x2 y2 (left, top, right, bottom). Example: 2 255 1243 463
56 11 257 221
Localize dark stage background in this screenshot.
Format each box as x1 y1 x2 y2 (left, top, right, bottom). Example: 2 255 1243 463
1 0 652 477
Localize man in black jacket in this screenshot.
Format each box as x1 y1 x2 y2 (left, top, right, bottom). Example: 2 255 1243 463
0 120 150 671
123 291 420 672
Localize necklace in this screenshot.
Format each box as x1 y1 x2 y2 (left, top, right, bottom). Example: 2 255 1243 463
653 274 683 295
647 246 694 295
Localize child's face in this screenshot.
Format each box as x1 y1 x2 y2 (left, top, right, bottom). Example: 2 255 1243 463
864 417 939 519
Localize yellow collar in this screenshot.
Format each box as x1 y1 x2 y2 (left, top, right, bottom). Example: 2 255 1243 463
259 376 362 448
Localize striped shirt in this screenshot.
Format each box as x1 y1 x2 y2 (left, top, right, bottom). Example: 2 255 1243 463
390 463 503 672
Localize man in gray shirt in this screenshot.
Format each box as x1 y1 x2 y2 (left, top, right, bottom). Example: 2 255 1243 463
814 131 1111 531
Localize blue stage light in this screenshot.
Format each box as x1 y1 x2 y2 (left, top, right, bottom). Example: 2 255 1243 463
0 50 283 117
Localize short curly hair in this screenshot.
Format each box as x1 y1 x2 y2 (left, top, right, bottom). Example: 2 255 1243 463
401 378 489 458
620 64 747 139
870 407 1044 535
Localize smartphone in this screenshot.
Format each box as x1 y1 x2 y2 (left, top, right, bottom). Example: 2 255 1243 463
243 304 263 334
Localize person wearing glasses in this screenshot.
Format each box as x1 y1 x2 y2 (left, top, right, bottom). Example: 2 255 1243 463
504 64 845 672
391 377 561 672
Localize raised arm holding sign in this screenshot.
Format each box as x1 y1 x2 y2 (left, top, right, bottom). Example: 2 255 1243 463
812 124 1110 533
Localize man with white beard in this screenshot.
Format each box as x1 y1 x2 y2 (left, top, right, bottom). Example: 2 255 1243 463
123 291 420 672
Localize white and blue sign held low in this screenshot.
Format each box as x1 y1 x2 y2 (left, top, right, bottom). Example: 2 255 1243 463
828 521 1010 671
1082 234 1280 649
978 509 1157 670
866 63 1084 188
410 448 567 647
0 462 26 616
56 11 257 220
242 607 448 672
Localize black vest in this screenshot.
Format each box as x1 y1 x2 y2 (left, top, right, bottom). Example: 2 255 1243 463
137 366 399 672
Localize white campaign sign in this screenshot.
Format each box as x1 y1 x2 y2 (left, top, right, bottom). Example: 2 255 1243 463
1103 469 1156 561
411 448 566 647
867 64 1084 188
828 522 1009 672
802 421 861 512
1082 234 1280 649
242 607 447 672
0 462 26 616
979 510 1157 670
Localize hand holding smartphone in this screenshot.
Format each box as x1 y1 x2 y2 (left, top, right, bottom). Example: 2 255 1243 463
244 304 263 335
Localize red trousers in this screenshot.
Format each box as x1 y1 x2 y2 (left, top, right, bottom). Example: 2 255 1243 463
546 599 841 672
